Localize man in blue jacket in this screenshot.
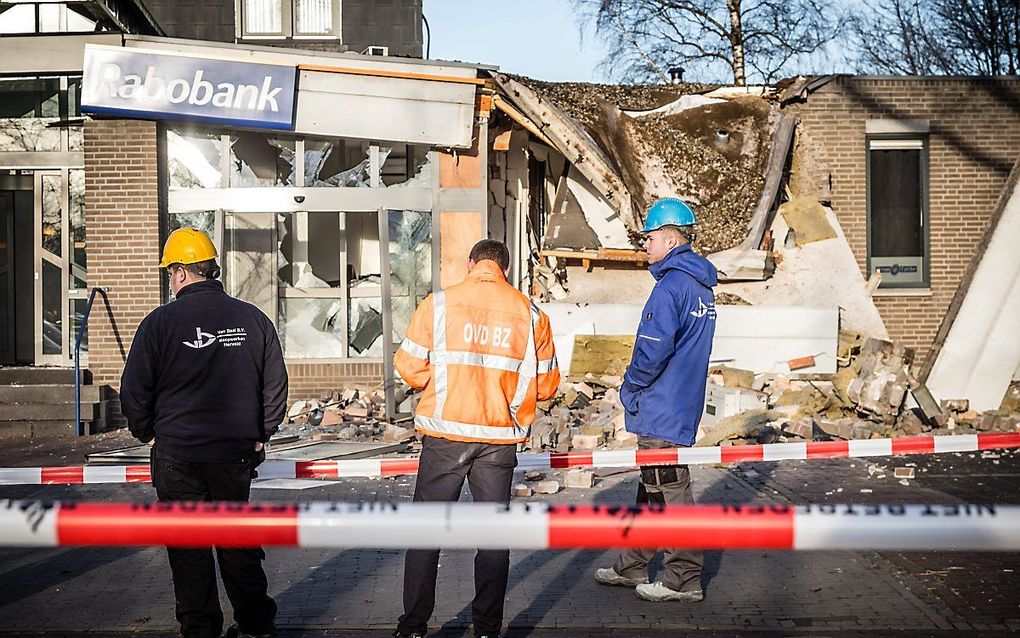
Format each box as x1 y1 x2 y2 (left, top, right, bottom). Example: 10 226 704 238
594 198 717 602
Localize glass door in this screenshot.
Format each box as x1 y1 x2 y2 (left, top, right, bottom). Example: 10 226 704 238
34 170 67 365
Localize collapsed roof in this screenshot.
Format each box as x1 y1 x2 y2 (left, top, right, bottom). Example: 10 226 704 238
490 73 790 279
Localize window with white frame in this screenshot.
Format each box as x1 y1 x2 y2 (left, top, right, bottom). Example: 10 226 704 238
867 137 929 288
240 0 340 38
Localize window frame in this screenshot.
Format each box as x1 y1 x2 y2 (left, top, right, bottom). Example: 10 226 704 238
865 134 931 290
237 0 342 40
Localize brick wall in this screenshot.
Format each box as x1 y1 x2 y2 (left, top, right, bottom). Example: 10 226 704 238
84 119 161 426
287 361 385 401
794 77 1020 362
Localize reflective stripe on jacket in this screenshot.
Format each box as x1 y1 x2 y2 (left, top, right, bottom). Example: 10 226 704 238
393 259 560 444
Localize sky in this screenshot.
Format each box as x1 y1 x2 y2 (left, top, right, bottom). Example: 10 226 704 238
422 0 612 82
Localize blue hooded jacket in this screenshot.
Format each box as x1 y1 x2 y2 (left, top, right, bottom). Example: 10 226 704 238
620 244 717 446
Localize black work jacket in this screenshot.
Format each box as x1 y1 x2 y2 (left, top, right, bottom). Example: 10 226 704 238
120 279 288 463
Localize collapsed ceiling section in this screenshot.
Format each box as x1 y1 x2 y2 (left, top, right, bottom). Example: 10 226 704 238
494 73 780 258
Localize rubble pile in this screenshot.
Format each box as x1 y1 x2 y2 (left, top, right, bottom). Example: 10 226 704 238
530 375 636 452
284 387 413 443
280 337 1018 453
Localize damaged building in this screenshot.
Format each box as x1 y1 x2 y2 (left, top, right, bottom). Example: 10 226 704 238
0 2 1017 443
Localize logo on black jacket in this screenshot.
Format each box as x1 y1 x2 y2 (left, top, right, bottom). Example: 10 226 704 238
183 327 217 349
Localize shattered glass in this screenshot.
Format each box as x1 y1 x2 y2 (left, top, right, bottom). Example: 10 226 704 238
229 132 295 187
277 212 341 288
381 144 432 187
169 211 216 236
348 295 383 357
387 210 432 343
280 297 345 358
167 129 223 189
223 213 276 321
304 139 389 187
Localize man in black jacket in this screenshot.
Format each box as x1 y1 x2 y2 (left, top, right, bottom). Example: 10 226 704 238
121 227 287 638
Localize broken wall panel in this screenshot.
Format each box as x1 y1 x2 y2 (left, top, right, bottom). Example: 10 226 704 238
539 302 838 376
926 160 1020 411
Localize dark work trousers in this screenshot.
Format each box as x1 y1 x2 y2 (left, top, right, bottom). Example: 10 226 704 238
397 435 518 637
151 450 277 638
612 436 703 593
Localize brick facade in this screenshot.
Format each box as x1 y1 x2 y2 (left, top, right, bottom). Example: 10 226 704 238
793 77 1020 362
286 362 385 400
84 119 162 424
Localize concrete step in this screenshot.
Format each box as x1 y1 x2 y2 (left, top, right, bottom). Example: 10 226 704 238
0 367 91 385
0 420 99 440
0 402 99 422
0 384 103 404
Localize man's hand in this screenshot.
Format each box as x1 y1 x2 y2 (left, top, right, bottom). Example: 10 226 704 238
255 441 264 452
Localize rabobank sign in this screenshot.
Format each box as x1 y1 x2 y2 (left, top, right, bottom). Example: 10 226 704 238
81 45 297 130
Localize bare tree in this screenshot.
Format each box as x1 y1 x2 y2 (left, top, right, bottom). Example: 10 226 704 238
848 0 1020 75
574 0 839 85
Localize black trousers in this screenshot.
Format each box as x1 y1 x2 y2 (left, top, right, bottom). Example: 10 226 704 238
151 451 277 638
397 436 518 636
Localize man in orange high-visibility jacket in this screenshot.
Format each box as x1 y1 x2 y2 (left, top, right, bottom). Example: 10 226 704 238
391 239 559 638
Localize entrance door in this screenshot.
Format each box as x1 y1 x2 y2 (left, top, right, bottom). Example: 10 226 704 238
34 170 68 365
0 193 14 364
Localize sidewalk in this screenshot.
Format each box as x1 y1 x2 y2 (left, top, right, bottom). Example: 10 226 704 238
0 442 1017 635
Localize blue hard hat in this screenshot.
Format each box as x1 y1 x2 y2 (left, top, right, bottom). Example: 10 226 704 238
642 198 697 233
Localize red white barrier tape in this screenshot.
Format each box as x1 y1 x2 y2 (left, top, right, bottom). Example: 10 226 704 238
1 433 1017 486
1 500 1017 550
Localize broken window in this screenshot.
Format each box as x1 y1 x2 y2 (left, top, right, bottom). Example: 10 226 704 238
387 210 432 342
229 133 296 187
168 129 223 189
280 297 345 358
304 137 379 187
868 138 929 288
347 212 383 357
169 211 216 237
223 213 276 321
278 212 341 288
381 144 432 187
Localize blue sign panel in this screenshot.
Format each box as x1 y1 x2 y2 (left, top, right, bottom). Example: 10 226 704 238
81 45 297 130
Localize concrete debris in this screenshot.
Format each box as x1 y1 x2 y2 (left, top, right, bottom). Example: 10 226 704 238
894 467 915 479
847 338 914 424
779 196 837 246
524 470 545 481
533 480 561 495
564 469 595 488
513 483 533 498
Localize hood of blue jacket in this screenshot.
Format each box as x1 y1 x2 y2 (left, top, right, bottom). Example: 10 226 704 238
649 244 718 288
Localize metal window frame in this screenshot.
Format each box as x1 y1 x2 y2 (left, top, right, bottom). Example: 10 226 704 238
163 128 437 370
236 0 341 39
865 134 931 290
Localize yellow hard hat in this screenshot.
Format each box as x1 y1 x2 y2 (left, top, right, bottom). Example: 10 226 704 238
159 227 218 268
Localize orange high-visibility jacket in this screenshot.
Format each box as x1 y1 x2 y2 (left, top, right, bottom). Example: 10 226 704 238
394 260 560 444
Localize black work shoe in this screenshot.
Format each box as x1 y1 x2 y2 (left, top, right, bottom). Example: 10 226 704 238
223 624 277 638
392 630 426 638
